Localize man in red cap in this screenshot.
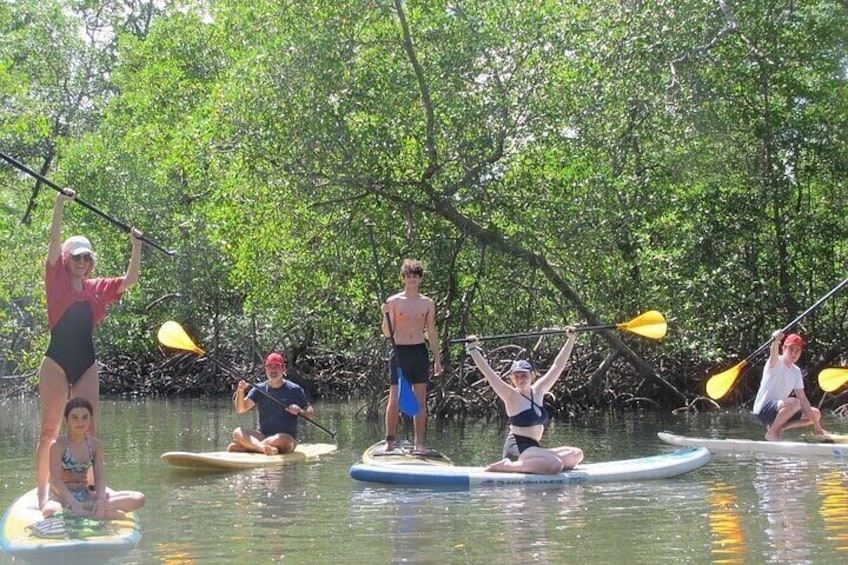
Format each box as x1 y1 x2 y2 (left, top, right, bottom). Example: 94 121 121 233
228 352 314 454
752 331 827 441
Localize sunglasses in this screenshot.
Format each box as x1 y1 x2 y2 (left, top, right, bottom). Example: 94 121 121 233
71 254 93 263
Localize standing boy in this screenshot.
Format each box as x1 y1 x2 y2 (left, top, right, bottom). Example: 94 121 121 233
381 259 442 453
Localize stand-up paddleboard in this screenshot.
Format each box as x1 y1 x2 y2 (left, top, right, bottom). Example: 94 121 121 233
161 443 338 471
801 432 848 444
658 431 848 458
0 488 141 561
362 441 452 466
350 447 709 488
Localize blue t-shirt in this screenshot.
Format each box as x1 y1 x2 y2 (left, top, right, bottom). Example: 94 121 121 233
246 380 310 438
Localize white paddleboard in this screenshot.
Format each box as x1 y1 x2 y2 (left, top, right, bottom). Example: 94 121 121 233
658 431 848 458
350 447 710 488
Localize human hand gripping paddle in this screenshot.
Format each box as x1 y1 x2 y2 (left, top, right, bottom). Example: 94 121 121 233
364 221 419 417
157 321 336 439
705 275 848 400
447 310 668 344
0 151 174 256
818 368 848 393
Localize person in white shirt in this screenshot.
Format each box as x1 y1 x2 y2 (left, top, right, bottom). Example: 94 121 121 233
751 331 827 441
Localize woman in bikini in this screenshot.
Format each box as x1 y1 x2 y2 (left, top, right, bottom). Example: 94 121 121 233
43 397 145 519
36 189 143 510
464 327 583 474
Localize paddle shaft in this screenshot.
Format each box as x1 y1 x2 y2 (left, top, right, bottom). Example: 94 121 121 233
0 151 174 256
448 324 612 344
736 275 848 370
214 356 337 439
364 222 399 349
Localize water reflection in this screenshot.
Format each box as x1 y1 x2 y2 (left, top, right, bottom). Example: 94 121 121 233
347 484 586 563
706 482 747 563
4 400 847 564
754 459 813 564
817 470 848 553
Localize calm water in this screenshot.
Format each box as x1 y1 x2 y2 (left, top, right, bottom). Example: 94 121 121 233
0 398 846 564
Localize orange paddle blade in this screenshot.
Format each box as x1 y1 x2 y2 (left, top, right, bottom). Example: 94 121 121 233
706 360 748 400
818 368 848 393
617 310 667 340
157 321 205 356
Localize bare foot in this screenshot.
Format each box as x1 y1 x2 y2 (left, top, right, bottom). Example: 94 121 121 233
262 444 279 455
226 443 243 452
484 458 512 472
764 432 781 441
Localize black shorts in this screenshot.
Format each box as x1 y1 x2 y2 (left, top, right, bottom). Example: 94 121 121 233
754 400 804 427
502 433 541 461
389 343 430 385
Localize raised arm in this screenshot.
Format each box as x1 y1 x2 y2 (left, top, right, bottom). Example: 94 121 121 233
766 330 783 369
48 190 75 266
118 228 143 293
465 338 514 400
533 327 577 395
233 380 256 414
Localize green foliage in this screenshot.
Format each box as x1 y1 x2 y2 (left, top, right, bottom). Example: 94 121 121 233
1 1 847 404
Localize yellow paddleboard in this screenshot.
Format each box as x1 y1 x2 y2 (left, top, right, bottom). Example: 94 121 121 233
801 433 848 444
362 441 452 466
0 488 141 560
160 442 337 470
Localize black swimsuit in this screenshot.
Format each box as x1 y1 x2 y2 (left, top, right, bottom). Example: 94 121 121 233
502 391 550 460
45 301 96 385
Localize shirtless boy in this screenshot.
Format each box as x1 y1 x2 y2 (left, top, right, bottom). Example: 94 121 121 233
381 259 442 453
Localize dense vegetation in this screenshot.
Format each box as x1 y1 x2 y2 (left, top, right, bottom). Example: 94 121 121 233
1 1 847 417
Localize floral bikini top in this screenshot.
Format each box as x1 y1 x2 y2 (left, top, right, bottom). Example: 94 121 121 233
61 437 94 474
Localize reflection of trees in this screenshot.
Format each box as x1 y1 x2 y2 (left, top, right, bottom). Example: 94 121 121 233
817 471 848 554
706 482 747 564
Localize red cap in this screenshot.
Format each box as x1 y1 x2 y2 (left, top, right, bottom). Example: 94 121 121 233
783 334 804 349
265 352 285 366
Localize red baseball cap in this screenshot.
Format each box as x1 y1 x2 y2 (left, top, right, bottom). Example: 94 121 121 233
265 352 285 366
783 334 804 349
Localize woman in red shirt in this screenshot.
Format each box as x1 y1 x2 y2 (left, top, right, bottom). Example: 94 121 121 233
36 189 143 510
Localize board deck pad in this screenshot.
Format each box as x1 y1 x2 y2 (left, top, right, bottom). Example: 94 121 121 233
361 441 452 466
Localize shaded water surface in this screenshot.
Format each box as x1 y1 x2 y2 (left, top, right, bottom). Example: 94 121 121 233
0 398 846 564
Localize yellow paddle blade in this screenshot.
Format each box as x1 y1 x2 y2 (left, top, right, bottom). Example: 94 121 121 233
617 310 667 340
706 360 747 400
157 321 205 355
818 368 848 393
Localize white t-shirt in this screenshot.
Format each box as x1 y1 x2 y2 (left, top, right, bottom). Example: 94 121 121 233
752 358 804 414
